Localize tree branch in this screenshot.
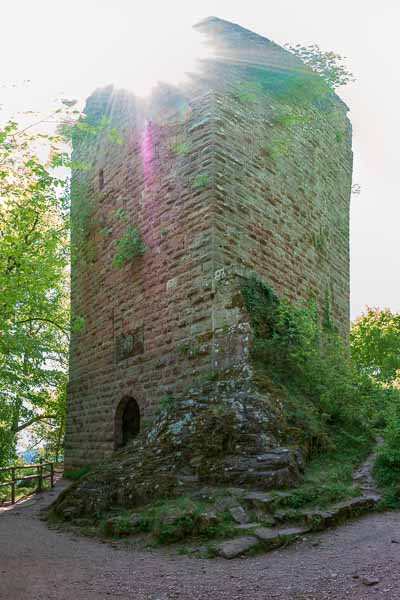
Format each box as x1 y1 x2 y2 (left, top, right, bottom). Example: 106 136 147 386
13 414 57 434
14 317 68 334
24 212 39 244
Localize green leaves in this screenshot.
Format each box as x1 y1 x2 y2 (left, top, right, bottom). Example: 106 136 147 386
193 173 210 189
351 308 400 385
286 43 356 90
241 277 372 454
71 315 86 334
64 115 123 147
0 116 69 466
112 226 146 269
0 104 121 465
114 208 128 222
108 128 123 145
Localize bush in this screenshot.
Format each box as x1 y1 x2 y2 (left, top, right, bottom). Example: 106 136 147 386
374 389 400 494
241 277 374 454
284 430 371 509
100 512 149 537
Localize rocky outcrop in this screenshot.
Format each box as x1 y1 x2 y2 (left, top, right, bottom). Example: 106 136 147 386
52 377 303 520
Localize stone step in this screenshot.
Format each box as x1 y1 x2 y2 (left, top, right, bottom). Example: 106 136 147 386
243 490 293 511
243 468 296 489
217 493 381 559
243 491 276 511
273 494 382 529
228 505 249 524
233 522 260 531
302 494 381 530
255 525 308 547
217 536 259 559
217 526 308 558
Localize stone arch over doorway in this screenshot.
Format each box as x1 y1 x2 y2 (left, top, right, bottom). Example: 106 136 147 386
114 396 140 449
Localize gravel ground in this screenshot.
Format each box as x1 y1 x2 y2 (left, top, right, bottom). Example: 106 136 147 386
1 480 400 600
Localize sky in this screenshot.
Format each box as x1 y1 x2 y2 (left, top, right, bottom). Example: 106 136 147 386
1 0 399 319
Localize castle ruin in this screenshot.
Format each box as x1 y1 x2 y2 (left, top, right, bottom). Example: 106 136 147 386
65 17 352 479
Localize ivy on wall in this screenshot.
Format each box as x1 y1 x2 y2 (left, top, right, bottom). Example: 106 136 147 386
240 276 370 455
112 226 147 268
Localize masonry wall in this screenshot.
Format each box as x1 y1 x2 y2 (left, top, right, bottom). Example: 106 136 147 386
212 88 352 335
65 27 352 467
65 89 224 466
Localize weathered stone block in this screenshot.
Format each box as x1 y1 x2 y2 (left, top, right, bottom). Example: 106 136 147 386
217 536 259 559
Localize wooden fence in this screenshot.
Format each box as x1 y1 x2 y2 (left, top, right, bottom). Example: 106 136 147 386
0 462 55 504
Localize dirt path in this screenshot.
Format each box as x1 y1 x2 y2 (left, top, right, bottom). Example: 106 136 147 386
352 438 383 498
1 480 400 600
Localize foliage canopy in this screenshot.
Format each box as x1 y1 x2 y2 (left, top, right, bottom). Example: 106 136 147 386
0 114 70 465
351 307 400 385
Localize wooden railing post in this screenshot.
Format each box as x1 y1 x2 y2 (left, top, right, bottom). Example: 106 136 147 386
37 460 43 493
11 467 15 505
0 461 60 505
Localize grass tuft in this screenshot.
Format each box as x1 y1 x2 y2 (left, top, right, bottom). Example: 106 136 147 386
63 466 91 480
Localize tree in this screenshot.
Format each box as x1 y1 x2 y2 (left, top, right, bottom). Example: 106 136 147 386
0 98 124 466
0 115 70 466
286 44 355 90
351 307 400 385
27 384 66 463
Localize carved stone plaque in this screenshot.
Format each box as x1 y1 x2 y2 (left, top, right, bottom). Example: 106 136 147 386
116 327 144 362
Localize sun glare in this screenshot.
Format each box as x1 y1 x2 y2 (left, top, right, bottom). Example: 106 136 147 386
1 20 214 123
106 25 214 98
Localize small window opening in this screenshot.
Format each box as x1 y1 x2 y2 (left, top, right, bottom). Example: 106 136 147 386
98 169 104 190
114 396 140 449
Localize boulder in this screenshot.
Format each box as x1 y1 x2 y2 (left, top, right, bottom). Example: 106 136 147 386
198 510 219 531
229 505 249 524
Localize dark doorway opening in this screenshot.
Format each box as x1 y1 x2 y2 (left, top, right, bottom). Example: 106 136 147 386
114 396 140 449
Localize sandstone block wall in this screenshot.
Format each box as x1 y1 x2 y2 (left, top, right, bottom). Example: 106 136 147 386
65 18 352 467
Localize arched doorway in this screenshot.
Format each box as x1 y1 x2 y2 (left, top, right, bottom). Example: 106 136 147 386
114 396 140 449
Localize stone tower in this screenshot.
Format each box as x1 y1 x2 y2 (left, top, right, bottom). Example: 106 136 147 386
65 18 352 470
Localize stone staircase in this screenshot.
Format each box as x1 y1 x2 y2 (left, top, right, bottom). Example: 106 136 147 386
217 492 381 558
216 441 383 559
